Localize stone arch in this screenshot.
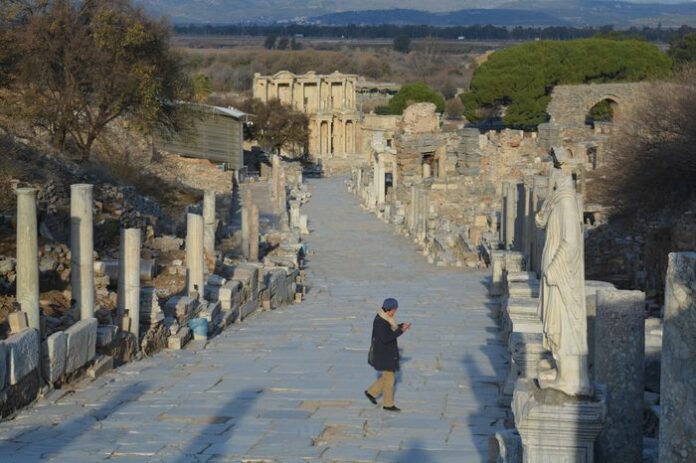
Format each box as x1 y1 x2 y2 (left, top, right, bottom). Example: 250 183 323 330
585 96 621 125
546 83 645 128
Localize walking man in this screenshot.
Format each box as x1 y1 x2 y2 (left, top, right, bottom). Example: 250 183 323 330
364 298 411 412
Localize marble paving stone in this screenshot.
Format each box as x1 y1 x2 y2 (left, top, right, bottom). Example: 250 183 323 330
0 178 507 462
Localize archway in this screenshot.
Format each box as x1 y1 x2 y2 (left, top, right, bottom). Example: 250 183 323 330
585 98 619 126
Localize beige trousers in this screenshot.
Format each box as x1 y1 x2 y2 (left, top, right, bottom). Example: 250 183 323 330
367 371 395 407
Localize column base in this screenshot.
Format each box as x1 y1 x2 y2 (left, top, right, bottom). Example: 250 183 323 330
513 379 606 463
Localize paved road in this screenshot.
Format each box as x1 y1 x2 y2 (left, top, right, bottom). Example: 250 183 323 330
0 177 508 462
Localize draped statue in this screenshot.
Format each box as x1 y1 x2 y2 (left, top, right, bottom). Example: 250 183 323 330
535 168 591 396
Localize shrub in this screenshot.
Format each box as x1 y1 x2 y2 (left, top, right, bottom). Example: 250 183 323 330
383 82 445 115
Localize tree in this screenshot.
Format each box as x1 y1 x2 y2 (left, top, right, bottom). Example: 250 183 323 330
192 74 212 102
0 0 192 159
277 37 290 51
380 82 445 115
669 32 696 67
445 98 464 119
264 33 277 50
393 35 411 54
239 98 308 156
290 37 303 51
461 38 672 128
592 69 696 216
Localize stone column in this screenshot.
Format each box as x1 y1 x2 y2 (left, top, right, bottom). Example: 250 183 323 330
241 188 252 259
119 229 141 343
186 213 204 297
271 155 280 200
249 205 259 262
504 181 517 251
372 160 379 209
15 188 40 331
659 252 696 463
377 162 386 206
594 289 645 463
70 184 94 321
500 182 508 245
422 162 431 179
203 190 216 257
278 168 288 230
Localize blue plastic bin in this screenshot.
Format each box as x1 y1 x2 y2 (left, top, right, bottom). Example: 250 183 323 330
188 318 208 340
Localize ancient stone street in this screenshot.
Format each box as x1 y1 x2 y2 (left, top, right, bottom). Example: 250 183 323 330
0 178 508 462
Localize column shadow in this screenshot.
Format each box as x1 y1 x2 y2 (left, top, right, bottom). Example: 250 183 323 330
174 387 262 462
0 381 150 457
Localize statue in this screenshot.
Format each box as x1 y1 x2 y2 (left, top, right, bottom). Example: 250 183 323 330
535 168 591 396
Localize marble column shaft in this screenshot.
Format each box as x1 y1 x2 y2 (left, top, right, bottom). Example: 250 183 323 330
203 190 216 257
594 289 645 463
186 213 205 297
119 229 141 343
16 188 40 331
70 184 94 320
242 188 252 259
659 252 696 463
249 205 260 263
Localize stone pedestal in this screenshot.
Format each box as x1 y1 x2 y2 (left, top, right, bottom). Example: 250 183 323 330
659 252 696 463
186 213 204 297
594 289 644 463
249 205 259 263
513 379 606 463
15 188 40 331
70 184 94 320
203 190 216 257
490 251 506 297
119 229 141 344
504 332 547 398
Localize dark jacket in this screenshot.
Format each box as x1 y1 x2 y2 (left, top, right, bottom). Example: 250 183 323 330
368 315 403 372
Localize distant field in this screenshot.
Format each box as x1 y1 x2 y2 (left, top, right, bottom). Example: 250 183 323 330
175 35 511 103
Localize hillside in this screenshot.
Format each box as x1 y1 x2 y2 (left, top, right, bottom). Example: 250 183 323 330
141 0 696 25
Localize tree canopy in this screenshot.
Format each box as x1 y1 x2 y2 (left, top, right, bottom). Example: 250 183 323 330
669 32 696 67
238 98 308 157
377 82 445 115
461 38 672 128
0 0 192 159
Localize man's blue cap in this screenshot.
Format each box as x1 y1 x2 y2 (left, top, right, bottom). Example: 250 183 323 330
382 298 399 310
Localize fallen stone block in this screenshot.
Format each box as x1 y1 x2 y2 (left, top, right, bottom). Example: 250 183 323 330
7 328 39 385
233 264 260 298
103 259 157 283
168 327 191 350
199 301 221 324
8 312 29 334
239 298 258 322
218 310 236 328
206 274 226 287
65 318 97 375
164 296 198 321
96 325 119 348
42 331 67 384
87 355 113 379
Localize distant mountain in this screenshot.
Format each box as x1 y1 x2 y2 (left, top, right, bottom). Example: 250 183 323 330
140 0 696 26
312 8 566 27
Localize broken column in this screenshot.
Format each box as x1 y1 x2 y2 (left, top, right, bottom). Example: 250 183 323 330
659 252 696 463
186 213 204 297
503 181 518 251
15 188 40 331
242 187 252 259
249 205 259 262
594 289 645 463
271 154 280 201
203 190 216 257
119 229 141 343
70 184 94 320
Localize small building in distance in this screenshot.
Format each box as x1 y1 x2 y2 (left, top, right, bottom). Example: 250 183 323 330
156 104 247 177
252 71 361 159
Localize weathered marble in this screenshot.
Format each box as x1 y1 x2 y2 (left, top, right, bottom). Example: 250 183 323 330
6 328 39 385
15 188 40 332
186 213 205 297
594 289 645 463
65 318 97 374
513 379 606 463
659 252 696 463
70 184 95 320
42 331 67 384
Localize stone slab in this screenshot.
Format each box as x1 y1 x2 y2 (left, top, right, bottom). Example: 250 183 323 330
168 327 191 350
7 328 39 385
65 318 97 375
41 331 67 384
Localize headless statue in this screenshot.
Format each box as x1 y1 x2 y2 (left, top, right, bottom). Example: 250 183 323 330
535 168 592 397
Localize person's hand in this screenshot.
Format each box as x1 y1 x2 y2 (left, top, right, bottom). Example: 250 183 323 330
401 322 411 332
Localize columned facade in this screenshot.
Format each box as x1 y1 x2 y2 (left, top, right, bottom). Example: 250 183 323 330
253 71 361 159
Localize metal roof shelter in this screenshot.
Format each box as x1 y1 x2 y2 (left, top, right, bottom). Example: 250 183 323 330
157 104 247 171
